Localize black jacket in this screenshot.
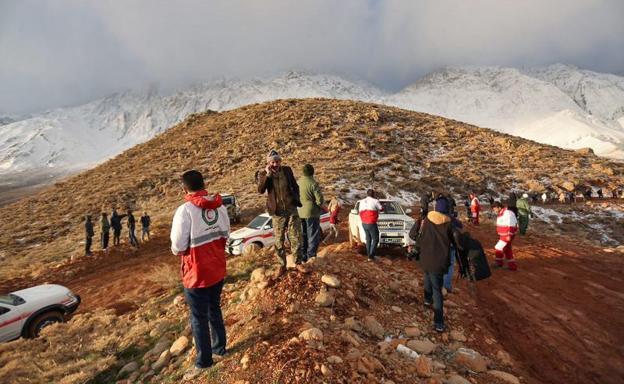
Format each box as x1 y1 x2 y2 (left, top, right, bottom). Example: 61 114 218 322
417 211 460 274
141 215 151 227
85 220 94 238
257 166 302 215
127 214 136 229
110 212 127 230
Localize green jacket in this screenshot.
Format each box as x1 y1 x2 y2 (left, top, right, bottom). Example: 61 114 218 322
516 198 531 217
100 216 111 233
298 176 324 219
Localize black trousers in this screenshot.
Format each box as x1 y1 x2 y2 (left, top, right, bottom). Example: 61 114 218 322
101 232 109 250
85 236 93 254
113 228 121 245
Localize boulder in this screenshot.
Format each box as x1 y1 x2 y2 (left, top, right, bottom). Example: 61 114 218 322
363 316 385 339
444 374 471 384
561 181 576 192
172 295 185 306
169 336 189 356
575 147 594 155
250 267 266 283
407 339 436 355
321 274 341 288
327 355 343 364
344 317 363 332
151 350 170 371
487 370 520 384
455 348 488 372
315 289 335 307
117 361 140 377
299 327 324 342
450 330 467 342
404 327 421 337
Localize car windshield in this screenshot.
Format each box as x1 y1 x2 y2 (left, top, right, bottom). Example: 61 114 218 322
381 202 404 215
247 216 269 230
221 196 234 205
0 293 20 306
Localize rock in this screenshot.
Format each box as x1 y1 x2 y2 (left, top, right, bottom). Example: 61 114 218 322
117 361 140 377
315 289 335 307
450 330 467 342
346 289 355 299
344 317 363 332
363 315 385 339
455 348 488 372
377 341 394 354
561 181 576 192
404 327 421 337
240 353 250 370
575 147 594 155
407 339 436 355
128 371 140 382
145 338 171 359
169 336 189 356
415 356 433 377
497 350 513 366
173 295 185 306
320 364 330 376
151 350 171 371
345 348 363 361
327 355 343 364
321 274 341 288
487 370 520 384
391 306 402 313
341 330 363 346
250 267 266 283
445 374 471 384
299 327 324 342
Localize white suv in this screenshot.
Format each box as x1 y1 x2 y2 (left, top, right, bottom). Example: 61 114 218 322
226 212 331 255
348 199 416 251
0 284 81 342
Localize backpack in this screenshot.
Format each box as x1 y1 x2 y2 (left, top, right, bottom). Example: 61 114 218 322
407 219 426 261
458 234 491 281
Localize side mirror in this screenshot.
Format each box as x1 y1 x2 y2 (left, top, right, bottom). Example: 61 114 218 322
262 225 271 230
405 208 412 214
350 209 358 215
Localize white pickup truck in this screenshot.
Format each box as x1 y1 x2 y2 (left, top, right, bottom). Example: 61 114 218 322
348 199 416 252
226 211 331 256
0 284 81 342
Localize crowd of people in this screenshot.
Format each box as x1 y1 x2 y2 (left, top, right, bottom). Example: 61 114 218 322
84 209 151 255
166 149 621 379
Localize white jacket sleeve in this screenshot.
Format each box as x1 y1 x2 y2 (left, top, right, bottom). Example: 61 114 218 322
171 205 191 255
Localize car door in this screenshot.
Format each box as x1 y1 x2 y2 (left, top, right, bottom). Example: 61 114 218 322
263 217 276 248
0 305 22 342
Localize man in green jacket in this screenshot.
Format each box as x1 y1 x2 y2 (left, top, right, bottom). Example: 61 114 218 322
298 164 324 261
517 193 533 235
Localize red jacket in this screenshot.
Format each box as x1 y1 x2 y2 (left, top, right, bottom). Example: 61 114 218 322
496 207 518 239
358 196 383 224
170 191 230 288
470 197 481 213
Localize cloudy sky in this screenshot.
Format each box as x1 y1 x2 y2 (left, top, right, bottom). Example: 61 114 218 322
1 0 623 115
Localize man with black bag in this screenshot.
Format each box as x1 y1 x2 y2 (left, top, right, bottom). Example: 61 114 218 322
456 232 491 281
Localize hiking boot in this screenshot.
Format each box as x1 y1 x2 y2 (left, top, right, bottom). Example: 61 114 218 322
434 323 446 333
183 366 209 381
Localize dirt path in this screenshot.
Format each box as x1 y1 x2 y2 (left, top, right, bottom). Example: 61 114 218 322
461 223 624 384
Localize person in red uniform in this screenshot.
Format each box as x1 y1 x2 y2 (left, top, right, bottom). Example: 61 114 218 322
492 201 519 271
470 193 481 225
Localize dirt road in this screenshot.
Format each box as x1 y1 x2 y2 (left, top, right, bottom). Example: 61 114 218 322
2 220 623 383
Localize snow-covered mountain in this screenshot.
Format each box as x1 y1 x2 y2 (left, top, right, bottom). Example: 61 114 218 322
2 65 624 176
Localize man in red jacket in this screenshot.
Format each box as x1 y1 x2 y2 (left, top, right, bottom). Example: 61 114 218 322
171 170 230 379
492 201 518 271
470 193 481 225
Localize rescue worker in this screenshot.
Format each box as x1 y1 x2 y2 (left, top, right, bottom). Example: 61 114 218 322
324 195 341 242
492 201 518 271
85 215 94 256
357 189 383 262
470 193 481 225
170 170 229 380
110 208 127 246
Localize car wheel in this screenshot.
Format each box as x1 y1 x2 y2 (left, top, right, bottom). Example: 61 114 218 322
27 311 64 338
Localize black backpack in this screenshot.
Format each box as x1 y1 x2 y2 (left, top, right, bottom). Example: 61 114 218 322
458 234 491 281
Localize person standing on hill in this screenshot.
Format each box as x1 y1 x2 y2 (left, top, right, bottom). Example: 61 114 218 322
298 164 324 261
415 196 461 332
324 195 341 243
357 189 383 262
141 212 151 242
516 193 533 235
492 201 519 271
541 192 548 204
110 208 127 246
257 150 303 273
127 210 139 248
85 215 94 256
170 170 229 380
470 193 481 225
100 212 110 253
464 197 472 221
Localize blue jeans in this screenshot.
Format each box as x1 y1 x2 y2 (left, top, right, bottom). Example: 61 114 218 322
444 247 456 291
301 217 321 261
184 280 226 368
423 272 444 327
362 223 379 259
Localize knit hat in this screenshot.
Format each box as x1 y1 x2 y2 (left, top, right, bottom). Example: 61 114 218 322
434 197 449 214
267 149 281 162
303 164 314 176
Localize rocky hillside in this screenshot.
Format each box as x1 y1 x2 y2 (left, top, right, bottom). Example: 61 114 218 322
1 98 623 283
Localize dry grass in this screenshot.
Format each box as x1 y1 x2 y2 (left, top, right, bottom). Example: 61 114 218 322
147 263 182 292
